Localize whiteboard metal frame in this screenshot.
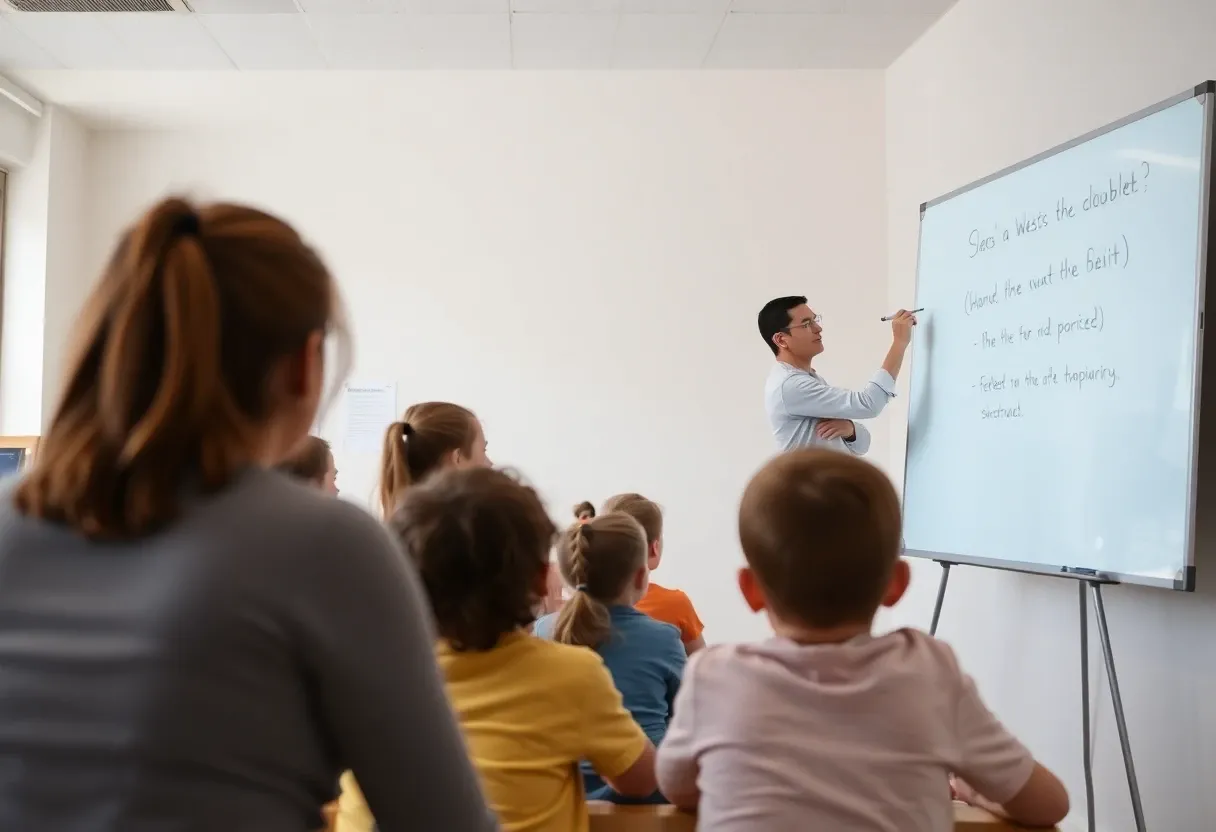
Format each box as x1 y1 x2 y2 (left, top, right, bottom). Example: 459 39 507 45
903 82 1216 592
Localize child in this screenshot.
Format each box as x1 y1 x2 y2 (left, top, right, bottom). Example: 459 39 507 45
656 449 1070 831
378 401 491 518
336 402 492 832
275 435 339 495
573 501 596 523
603 493 705 654
534 514 686 804
380 467 658 832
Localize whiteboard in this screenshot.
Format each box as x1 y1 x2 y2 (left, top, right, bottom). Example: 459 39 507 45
903 85 1216 591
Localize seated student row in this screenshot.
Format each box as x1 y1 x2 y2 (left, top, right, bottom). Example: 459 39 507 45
0 196 1069 832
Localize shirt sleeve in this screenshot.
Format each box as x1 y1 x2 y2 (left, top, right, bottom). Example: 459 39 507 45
574 652 650 779
951 667 1037 805
844 420 871 455
656 650 703 807
779 369 897 421
294 506 498 832
676 591 705 643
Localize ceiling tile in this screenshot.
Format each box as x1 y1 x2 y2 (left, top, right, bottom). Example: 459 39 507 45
403 0 509 10
308 13 416 66
298 0 408 11
613 12 720 68
844 0 955 11
6 12 139 69
706 11 935 68
510 11 616 68
198 13 327 69
0 15 60 70
728 0 844 11
102 13 234 69
188 0 299 11
310 13 510 68
407 13 510 68
621 0 729 11
511 0 619 12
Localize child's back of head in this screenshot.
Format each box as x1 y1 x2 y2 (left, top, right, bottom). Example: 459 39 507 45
388 468 659 832
655 449 1068 831
603 492 706 652
737 447 902 632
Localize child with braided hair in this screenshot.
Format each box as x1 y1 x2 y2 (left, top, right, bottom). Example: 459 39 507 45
535 513 685 804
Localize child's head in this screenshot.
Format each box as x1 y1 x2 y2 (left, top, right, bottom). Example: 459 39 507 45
552 513 649 648
391 466 555 652
276 436 338 495
737 448 907 635
602 492 663 570
573 501 596 523
379 401 491 517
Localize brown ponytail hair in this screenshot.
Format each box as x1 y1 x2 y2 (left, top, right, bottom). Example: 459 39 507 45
378 401 478 518
15 197 343 539
602 492 663 544
552 512 648 649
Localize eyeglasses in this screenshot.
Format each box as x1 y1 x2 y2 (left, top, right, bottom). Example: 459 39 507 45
784 314 822 333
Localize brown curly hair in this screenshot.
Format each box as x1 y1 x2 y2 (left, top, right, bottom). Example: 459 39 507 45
390 466 556 651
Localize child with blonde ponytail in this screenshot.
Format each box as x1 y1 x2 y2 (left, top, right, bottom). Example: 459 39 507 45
535 513 685 804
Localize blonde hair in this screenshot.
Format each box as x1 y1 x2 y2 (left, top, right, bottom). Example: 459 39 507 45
552 513 647 649
378 401 477 518
602 492 662 544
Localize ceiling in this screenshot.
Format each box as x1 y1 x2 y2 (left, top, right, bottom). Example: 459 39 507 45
0 0 957 72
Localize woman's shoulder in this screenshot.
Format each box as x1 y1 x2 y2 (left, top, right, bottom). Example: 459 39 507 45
182 468 401 579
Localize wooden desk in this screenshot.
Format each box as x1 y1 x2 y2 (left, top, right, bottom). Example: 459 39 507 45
587 801 1058 831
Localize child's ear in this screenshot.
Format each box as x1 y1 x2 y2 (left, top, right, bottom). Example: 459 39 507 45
533 562 554 602
880 559 911 608
634 565 648 592
737 567 766 613
648 539 662 567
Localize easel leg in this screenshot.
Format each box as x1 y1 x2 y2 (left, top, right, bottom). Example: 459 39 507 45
1080 582 1096 832
929 562 951 637
1091 583 1147 832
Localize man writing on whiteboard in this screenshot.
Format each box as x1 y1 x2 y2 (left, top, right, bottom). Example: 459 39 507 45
759 295 917 454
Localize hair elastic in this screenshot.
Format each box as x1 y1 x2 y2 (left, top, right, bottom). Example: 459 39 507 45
401 422 414 437
574 584 589 593
173 212 201 237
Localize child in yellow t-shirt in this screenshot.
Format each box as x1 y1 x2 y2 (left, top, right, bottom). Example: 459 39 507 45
340 467 657 832
602 493 705 654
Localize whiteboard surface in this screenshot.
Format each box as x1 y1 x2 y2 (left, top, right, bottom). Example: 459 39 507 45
904 93 1210 589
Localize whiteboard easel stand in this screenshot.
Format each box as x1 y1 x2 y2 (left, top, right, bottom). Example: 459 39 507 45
927 562 1146 832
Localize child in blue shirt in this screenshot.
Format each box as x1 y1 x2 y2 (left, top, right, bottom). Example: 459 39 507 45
535 512 685 804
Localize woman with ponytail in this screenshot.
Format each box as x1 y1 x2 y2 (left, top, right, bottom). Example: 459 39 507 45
0 198 494 832
535 513 686 804
377 401 489 518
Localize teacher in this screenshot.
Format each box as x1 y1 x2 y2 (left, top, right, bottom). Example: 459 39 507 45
759 295 917 454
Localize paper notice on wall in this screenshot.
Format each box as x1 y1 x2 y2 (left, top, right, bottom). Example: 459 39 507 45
342 381 397 454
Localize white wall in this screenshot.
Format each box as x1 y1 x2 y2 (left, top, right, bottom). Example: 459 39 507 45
885 2 1216 830
84 72 890 643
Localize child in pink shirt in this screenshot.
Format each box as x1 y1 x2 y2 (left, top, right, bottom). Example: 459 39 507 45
655 449 1069 831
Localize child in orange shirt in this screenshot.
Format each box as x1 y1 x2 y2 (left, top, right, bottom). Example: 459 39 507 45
602 493 705 654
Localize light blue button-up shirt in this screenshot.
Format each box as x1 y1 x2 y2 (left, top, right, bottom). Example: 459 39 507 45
764 361 897 454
